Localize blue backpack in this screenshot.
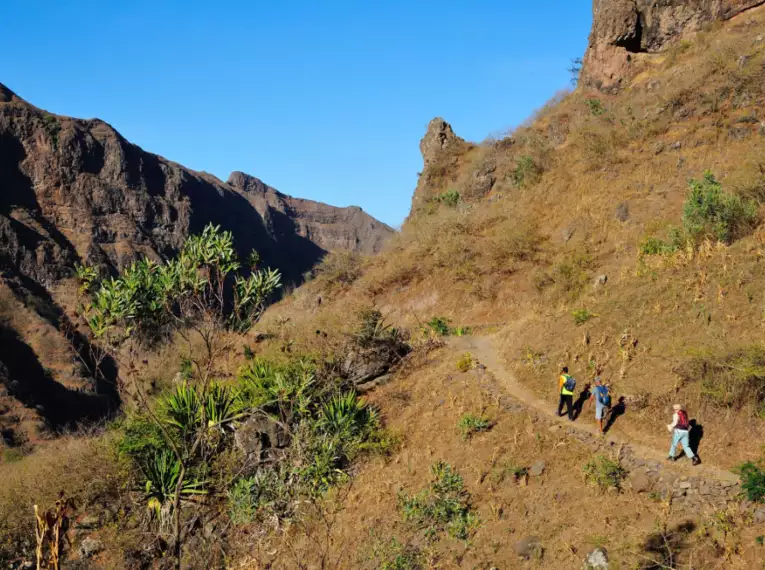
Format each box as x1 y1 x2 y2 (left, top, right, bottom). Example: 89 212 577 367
596 386 611 407
563 374 576 393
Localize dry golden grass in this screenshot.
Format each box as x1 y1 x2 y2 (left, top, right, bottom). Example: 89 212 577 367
0 434 121 562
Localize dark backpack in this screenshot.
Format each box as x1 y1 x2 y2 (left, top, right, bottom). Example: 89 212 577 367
676 409 689 430
563 374 576 393
597 386 611 407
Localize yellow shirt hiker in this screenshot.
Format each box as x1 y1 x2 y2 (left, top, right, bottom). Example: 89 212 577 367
557 367 576 421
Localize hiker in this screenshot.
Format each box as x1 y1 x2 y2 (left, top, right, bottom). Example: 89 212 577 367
667 404 701 465
557 366 576 421
588 376 611 433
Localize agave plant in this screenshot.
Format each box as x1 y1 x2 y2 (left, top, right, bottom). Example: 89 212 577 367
142 449 206 523
204 383 246 430
160 382 201 441
318 391 378 439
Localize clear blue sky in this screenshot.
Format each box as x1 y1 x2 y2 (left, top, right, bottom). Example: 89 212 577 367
1 1 591 227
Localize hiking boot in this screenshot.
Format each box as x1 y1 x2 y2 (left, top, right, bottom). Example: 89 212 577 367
692 456 701 466
666 455 678 463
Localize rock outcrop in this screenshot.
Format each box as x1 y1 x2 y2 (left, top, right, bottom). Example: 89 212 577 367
582 0 765 91
408 118 472 216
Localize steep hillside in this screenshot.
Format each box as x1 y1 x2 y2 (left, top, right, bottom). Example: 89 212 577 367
249 4 765 567
0 82 393 447
5 2 765 569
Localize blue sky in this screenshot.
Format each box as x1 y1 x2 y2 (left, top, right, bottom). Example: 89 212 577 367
1 1 591 227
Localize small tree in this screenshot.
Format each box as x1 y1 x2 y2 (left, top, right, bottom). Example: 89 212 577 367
77 223 281 568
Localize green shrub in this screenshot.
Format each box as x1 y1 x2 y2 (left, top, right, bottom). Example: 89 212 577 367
639 236 678 256
424 316 451 336
398 461 480 542
116 414 167 463
430 190 461 207
423 317 471 337
227 469 291 524
736 459 765 503
511 155 542 188
457 414 490 440
553 254 595 300
682 171 758 245
585 99 606 116
572 308 597 326
583 456 627 491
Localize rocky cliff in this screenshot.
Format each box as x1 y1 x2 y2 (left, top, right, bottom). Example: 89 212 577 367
0 82 393 445
582 0 765 91
0 82 393 288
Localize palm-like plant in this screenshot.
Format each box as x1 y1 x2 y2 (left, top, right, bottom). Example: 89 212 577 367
160 382 201 441
318 392 378 439
142 449 206 522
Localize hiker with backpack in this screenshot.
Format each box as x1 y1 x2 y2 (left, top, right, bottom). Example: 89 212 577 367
588 376 611 433
667 404 701 466
557 366 576 421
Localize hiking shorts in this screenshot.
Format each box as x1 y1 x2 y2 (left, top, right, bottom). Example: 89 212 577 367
595 402 607 420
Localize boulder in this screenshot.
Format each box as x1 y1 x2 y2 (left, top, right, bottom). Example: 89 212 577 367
342 339 409 388
584 548 609 569
754 507 765 524
629 471 654 493
514 536 543 560
530 461 546 477
234 415 289 462
79 537 103 558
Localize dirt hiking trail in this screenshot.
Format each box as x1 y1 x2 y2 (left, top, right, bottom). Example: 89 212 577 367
450 334 742 489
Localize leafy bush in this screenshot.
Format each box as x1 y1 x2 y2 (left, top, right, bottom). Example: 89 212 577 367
430 190 461 207
736 459 765 503
424 316 451 336
682 171 758 245
398 461 480 542
583 456 627 491
511 155 542 188
79 223 281 344
572 308 597 326
456 353 474 372
422 316 471 337
457 414 490 440
585 99 606 116
682 346 765 411
227 469 291 524
639 236 678 256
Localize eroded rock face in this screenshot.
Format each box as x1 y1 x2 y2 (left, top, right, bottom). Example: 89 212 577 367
227 171 392 255
582 0 765 91
408 118 471 215
0 82 394 289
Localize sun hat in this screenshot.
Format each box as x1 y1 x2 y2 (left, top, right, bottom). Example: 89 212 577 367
672 404 682 411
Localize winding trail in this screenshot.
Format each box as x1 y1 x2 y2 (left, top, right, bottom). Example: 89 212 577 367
451 334 741 486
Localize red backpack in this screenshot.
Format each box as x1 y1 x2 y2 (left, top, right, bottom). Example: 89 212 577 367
676 409 689 430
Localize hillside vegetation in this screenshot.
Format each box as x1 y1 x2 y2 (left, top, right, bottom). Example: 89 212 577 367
4 6 765 570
